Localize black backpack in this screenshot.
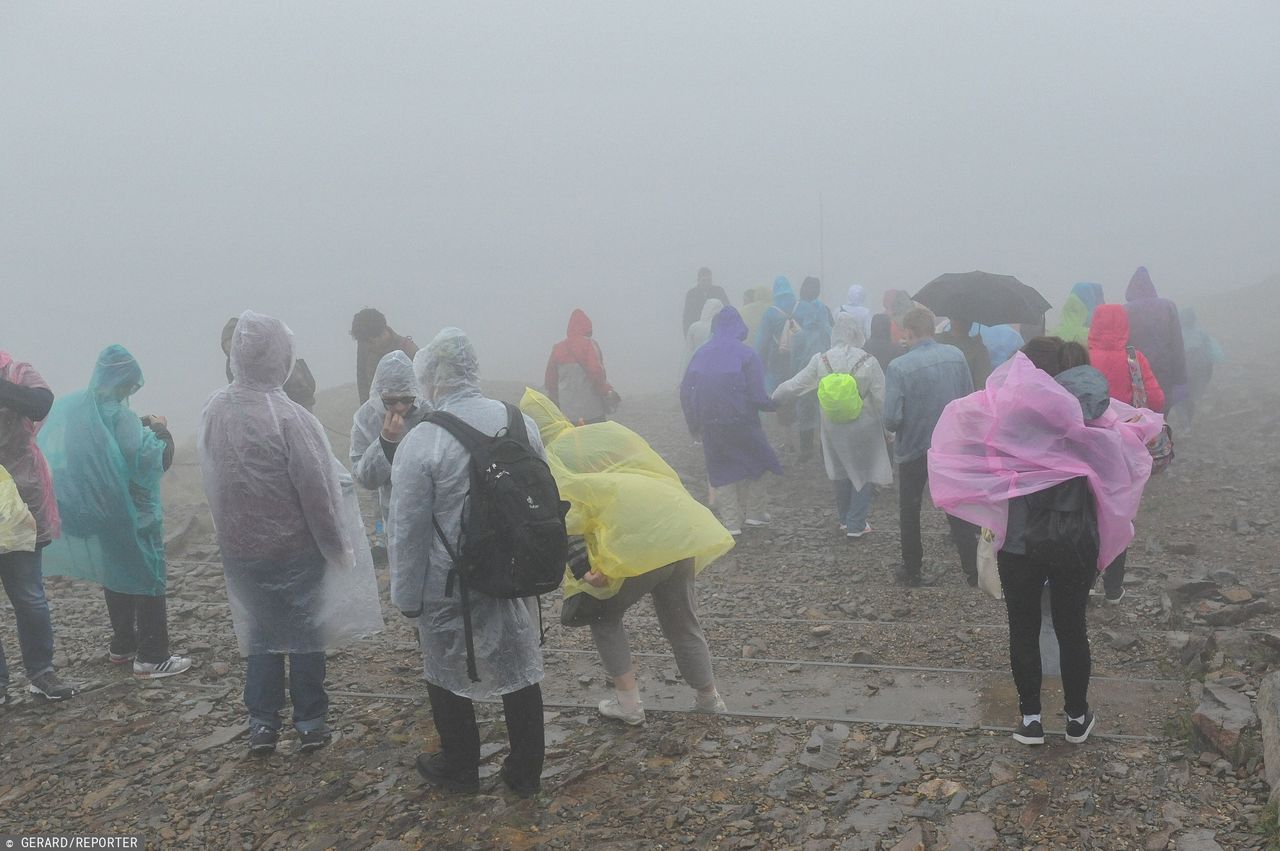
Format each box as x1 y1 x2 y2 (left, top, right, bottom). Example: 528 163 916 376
426 403 569 681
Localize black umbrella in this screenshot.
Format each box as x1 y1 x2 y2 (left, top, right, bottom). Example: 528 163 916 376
912 271 1052 326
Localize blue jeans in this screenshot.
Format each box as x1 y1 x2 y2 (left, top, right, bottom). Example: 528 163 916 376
834 480 875 531
244 652 328 732
0 548 56 685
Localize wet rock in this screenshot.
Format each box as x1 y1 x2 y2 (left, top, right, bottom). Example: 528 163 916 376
1167 578 1219 603
767 768 807 800
1192 681 1258 762
1104 762 1131 779
180 701 214 721
798 724 848 771
193 723 248 753
887 823 925 851
810 624 833 637
943 813 998 850
658 733 690 757
1256 672 1280 807
838 799 904 835
866 757 920 795
988 759 1016 786
1220 587 1255 604
1104 630 1140 651
1198 599 1272 627
209 661 231 677
1175 829 1224 851
883 730 900 754
849 651 881 665
917 778 963 800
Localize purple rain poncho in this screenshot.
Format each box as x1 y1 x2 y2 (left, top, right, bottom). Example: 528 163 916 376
1124 267 1187 394
927 353 1162 571
681 307 782 488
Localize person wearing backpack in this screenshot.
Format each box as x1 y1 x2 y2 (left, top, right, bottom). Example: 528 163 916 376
772 313 893 538
755 277 804 450
683 307 782 535
390 328 555 798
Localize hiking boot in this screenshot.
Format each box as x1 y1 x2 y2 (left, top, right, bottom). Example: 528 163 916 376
297 728 332 752
133 656 192 679
415 753 479 794
108 649 135 665
1065 711 1097 744
1104 587 1126 605
27 671 76 701
500 760 540 798
598 697 646 726
248 724 279 755
694 693 728 714
1013 719 1045 746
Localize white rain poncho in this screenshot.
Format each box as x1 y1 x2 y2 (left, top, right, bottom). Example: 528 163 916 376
773 312 894 490
199 310 383 656
350 351 430 524
389 328 544 699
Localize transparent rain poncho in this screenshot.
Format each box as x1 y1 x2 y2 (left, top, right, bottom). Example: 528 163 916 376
350 351 430 524
0 465 37 554
39 345 169 595
199 311 383 655
519 388 734 602
389 328 544 699
928 353 1163 570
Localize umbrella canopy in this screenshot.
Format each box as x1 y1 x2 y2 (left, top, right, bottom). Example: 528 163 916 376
913 271 1052 326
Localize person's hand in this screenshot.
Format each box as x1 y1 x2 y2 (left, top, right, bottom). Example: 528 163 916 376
584 569 608 588
606 390 621 411
382 410 406 442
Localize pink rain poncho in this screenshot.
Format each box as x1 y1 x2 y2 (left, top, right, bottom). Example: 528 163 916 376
928 354 1162 570
0 351 59 543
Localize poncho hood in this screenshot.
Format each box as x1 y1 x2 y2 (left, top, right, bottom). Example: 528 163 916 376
1089 304 1131 351
1126 267 1158 301
230 310 295 390
1056 365 1111 421
415 327 481 400
369 351 422 412
832 311 867 348
772 277 797 313
699 298 724 323
90 345 144 398
566 309 593 338
1070 283 1106 323
520 387 575 445
711 306 750 341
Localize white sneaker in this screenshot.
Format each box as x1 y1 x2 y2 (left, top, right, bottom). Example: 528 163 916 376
133 656 193 679
745 514 772 527
694 694 728 714
598 698 646 726
847 523 872 539
725 526 743 537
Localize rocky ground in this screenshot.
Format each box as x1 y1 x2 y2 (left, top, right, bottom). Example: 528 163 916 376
3 301 1280 850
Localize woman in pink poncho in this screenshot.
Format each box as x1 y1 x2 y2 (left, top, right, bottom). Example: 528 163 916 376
928 338 1160 747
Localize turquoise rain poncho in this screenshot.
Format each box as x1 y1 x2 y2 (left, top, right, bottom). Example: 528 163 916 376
39 345 169 596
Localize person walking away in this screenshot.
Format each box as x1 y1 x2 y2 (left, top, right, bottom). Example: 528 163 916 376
521 389 734 725
756 277 804 451
772 313 893 537
883 308 979 587
972 324 1024 369
866 314 907 373
223 316 316 411
1123 267 1186 412
683 267 730 336
201 311 383 754
1069 283 1106 326
1051 294 1091 345
350 351 430 561
351 308 419 404
40 345 191 678
0 351 75 702
937 318 993 388
545 309 619 426
684 307 782 535
1173 308 1223 433
792 277 835 461
390 329 548 797
882 289 917 343
684 298 723 367
839 285 873 339
1086 305 1166 603
929 342 1159 745
739 287 771 342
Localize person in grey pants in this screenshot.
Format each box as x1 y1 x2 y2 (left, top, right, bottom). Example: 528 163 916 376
584 557 725 726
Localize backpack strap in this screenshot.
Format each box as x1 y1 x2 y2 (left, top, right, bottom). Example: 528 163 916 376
425 410 489 452
820 353 834 375
501 402 530 445
850 353 873 397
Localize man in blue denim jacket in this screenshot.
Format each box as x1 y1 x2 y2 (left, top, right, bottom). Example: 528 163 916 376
883 307 979 587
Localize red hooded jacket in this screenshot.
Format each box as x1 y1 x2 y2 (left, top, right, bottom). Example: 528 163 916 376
1087 304 1165 411
545 309 612 403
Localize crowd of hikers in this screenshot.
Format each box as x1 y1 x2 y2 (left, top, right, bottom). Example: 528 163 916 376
0 264 1225 797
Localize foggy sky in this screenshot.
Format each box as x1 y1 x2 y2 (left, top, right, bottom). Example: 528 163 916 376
3 2 1278 433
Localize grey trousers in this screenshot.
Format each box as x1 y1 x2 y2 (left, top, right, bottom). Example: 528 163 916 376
588 560 714 691
714 476 768 529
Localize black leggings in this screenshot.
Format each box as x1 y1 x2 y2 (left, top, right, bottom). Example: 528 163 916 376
997 548 1094 717
426 682 544 789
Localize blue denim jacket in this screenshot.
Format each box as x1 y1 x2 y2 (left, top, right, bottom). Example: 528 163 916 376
883 339 974 462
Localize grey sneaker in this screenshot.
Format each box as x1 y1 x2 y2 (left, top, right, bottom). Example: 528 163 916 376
694 693 727 714
133 655 193 679
27 671 76 701
598 698 646 726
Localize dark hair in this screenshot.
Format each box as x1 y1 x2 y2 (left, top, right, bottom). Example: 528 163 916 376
1021 336 1066 375
350 308 387 341
1059 341 1090 371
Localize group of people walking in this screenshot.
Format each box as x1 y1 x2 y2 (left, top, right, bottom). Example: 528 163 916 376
0 264 1220 797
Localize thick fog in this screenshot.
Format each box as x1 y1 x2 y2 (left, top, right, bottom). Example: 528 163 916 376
3 2 1278 432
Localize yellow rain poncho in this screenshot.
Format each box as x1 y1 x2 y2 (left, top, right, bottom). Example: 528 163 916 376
1053 294 1090 344
0 465 37 554
520 388 734 600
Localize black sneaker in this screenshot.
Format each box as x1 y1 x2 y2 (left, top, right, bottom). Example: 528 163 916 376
297 728 332 752
1065 711 1096 744
894 568 937 587
27 671 76 701
1013 719 1045 745
500 760 540 798
415 753 479 794
248 724 280 755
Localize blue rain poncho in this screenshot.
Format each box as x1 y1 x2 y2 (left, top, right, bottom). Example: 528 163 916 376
389 328 544 699
350 351 430 524
39 345 169 596
200 311 384 656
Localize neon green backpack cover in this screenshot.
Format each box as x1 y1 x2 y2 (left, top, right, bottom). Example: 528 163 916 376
817 353 869 424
